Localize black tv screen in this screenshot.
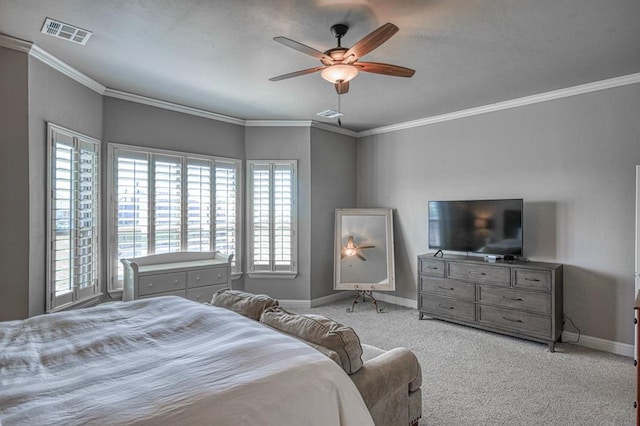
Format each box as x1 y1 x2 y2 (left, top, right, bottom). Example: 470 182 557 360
428 199 523 256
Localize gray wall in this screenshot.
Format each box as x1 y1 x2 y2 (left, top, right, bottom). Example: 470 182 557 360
0 48 103 320
358 83 640 344
27 57 104 316
0 47 29 320
102 97 245 291
244 126 311 300
310 127 357 300
102 98 244 159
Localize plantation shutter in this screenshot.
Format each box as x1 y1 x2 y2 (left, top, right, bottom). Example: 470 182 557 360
153 155 182 254
108 145 241 292
47 124 100 311
113 150 150 286
215 161 239 270
247 160 297 277
186 158 212 251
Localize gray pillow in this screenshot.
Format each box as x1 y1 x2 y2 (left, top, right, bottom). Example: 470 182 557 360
260 307 363 374
210 289 279 320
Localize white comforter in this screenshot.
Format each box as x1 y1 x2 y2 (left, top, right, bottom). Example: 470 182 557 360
0 296 374 426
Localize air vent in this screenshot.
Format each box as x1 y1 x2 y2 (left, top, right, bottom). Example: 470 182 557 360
41 18 92 45
316 109 344 119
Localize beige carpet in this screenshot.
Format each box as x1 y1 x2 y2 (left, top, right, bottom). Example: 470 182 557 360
293 297 634 426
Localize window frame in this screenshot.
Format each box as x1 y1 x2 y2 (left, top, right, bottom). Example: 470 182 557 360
46 123 102 312
246 160 298 279
107 143 242 294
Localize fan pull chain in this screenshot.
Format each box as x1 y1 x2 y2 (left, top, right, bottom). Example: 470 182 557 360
337 94 342 127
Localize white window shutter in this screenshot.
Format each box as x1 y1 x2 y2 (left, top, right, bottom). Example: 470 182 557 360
47 123 101 312
108 145 242 292
247 160 297 278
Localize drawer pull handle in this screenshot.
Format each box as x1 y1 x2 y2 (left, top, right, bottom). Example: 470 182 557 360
196 295 201 299
525 278 540 282
469 271 486 276
503 296 523 302
217 274 222 278
438 304 454 310
427 266 439 270
196 276 201 281
148 283 153 287
173 280 179 284
438 286 455 291
502 316 523 323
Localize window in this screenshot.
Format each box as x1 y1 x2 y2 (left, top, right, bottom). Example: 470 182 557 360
247 160 297 278
108 144 241 292
47 123 101 312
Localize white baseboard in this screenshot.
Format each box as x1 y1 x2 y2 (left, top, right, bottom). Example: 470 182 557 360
278 299 311 310
562 331 633 357
310 291 352 307
280 292 352 310
372 292 418 309
282 295 633 357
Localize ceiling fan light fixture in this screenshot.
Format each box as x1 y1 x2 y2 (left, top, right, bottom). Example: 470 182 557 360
321 64 358 84
344 247 357 257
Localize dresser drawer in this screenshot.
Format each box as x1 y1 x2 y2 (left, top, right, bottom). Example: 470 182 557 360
513 268 551 292
478 285 550 315
478 305 550 337
420 276 475 301
419 258 445 277
447 261 510 286
187 283 227 304
419 294 476 322
138 272 186 296
188 267 228 288
139 289 185 299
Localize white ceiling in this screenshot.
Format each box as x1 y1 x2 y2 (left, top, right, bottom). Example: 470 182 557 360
1 0 639 132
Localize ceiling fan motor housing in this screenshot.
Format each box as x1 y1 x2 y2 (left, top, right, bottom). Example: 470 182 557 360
330 24 349 40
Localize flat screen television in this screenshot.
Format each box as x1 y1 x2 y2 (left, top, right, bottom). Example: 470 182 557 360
428 199 523 256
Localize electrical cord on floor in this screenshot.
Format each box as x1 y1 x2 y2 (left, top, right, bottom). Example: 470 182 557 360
562 313 581 343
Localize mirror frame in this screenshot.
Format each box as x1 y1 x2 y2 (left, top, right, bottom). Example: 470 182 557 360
333 208 395 291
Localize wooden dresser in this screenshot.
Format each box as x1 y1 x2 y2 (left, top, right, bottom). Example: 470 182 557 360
122 252 233 303
418 254 563 351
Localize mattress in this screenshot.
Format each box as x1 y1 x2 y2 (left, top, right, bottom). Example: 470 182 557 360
0 296 373 425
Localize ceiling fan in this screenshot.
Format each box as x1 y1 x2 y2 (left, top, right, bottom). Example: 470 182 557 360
269 23 415 94
341 236 375 261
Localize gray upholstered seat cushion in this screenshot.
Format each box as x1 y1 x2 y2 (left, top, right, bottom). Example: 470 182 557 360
209 289 279 320
260 307 364 374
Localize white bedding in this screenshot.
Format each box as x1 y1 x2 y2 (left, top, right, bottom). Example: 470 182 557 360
0 296 374 426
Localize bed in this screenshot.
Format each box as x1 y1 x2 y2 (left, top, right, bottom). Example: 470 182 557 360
0 296 374 425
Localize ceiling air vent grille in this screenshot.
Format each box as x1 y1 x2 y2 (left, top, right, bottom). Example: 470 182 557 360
316 109 344 119
41 18 92 45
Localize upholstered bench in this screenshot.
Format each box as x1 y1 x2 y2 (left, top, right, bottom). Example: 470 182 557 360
210 289 422 426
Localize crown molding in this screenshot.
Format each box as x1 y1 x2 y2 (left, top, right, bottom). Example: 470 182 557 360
245 120 312 127
241 120 358 137
0 33 32 52
104 88 246 126
4 33 639 139
1 33 106 94
357 72 640 138
311 121 358 137
29 45 106 94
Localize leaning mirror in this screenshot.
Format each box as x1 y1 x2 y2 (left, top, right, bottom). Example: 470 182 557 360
334 208 395 292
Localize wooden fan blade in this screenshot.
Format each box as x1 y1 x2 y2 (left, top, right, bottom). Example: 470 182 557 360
355 62 415 77
274 36 334 64
343 23 398 63
269 66 326 81
335 80 350 94
356 253 367 261
358 245 375 249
